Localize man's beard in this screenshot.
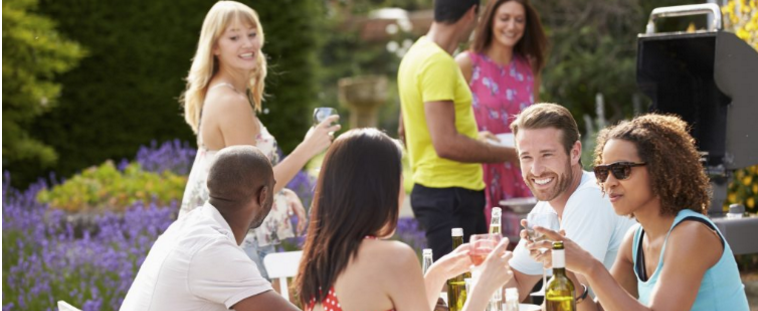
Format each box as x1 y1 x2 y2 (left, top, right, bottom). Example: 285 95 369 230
249 194 275 230
525 160 573 202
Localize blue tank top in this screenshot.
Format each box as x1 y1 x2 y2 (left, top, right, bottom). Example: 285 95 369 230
632 209 749 310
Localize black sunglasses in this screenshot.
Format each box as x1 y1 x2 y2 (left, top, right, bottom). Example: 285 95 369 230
593 162 647 182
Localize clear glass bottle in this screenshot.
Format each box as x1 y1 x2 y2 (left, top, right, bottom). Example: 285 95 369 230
504 287 519 311
489 207 502 234
546 241 576 311
489 207 503 308
422 248 433 275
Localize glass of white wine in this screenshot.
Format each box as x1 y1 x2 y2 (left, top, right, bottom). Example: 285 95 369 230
313 107 338 127
525 211 560 296
311 107 339 173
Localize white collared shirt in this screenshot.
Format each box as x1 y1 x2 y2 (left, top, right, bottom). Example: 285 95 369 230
121 202 272 311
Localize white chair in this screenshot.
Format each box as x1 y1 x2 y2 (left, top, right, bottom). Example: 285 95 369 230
263 250 303 301
57 300 82 311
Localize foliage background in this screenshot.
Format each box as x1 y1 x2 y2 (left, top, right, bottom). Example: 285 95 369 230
5 0 323 188
2 0 85 176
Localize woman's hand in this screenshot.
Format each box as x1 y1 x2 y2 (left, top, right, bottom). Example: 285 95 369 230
431 243 473 279
475 238 514 291
281 189 307 235
520 219 562 269
534 226 597 275
302 115 341 159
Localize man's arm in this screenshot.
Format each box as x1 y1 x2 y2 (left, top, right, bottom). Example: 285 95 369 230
425 101 517 164
505 267 542 302
232 290 301 311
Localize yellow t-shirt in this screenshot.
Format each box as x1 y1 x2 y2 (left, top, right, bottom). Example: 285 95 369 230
398 37 485 190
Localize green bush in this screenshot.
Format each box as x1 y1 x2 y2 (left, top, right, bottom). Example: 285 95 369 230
37 161 186 213
10 0 323 188
2 0 85 174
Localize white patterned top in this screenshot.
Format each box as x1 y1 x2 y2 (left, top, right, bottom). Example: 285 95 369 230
179 119 295 246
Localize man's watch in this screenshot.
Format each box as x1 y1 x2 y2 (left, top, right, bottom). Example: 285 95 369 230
576 284 589 304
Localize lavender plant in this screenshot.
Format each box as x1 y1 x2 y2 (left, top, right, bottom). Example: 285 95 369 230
3 172 176 311
135 139 197 175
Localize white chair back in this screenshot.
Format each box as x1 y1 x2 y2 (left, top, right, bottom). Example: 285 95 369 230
57 300 82 311
263 250 303 301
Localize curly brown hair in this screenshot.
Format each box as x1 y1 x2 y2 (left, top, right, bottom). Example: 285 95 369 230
594 114 710 215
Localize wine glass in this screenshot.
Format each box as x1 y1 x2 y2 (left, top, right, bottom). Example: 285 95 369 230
525 211 560 296
311 107 339 173
470 233 502 267
313 107 338 127
471 233 503 305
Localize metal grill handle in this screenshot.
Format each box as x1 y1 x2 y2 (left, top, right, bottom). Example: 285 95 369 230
645 3 722 34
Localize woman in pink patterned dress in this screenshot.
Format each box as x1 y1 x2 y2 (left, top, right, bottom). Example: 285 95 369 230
178 1 340 279
456 0 547 235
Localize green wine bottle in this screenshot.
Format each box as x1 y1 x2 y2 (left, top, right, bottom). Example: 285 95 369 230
447 228 468 311
546 241 576 311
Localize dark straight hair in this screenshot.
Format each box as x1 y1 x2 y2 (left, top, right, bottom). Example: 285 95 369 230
294 128 404 305
434 0 480 24
471 0 547 73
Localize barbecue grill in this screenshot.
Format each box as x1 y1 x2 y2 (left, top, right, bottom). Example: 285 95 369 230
637 3 758 254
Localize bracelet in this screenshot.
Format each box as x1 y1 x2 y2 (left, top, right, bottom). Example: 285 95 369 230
576 284 589 304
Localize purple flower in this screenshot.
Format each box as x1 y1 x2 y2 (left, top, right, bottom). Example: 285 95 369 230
3 171 177 310
133 139 196 175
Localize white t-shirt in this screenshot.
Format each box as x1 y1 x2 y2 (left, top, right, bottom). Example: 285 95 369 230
510 171 637 276
120 202 272 311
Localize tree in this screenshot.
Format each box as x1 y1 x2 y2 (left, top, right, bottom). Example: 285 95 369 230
533 0 692 130
2 0 85 171
6 0 323 187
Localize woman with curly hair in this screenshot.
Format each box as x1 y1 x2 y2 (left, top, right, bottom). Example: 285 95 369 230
532 114 748 310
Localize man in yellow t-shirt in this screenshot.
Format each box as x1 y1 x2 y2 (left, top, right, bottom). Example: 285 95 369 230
397 0 518 260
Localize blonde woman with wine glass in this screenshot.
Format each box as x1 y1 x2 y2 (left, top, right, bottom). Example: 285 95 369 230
177 0 340 280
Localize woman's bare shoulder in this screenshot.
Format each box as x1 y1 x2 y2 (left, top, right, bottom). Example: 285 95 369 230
360 240 418 268
205 87 252 113
665 219 722 267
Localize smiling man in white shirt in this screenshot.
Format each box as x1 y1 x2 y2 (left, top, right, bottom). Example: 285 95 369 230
506 103 637 305
121 146 300 311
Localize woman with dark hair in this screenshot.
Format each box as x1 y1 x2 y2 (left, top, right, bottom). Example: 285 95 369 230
532 114 749 310
455 0 548 231
294 128 515 311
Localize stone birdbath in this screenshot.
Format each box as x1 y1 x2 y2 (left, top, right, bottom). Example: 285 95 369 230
338 75 388 129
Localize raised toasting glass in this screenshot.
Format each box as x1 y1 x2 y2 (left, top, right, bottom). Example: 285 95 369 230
526 211 560 296
313 107 338 127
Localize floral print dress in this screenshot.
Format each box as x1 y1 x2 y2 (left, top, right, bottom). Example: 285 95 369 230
179 120 295 247
465 51 535 236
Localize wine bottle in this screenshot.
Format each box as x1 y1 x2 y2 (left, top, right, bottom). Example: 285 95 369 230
489 207 503 308
447 228 468 311
546 241 576 311
422 249 433 275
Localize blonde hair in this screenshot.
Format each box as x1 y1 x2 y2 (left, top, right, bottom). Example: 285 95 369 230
180 1 267 134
